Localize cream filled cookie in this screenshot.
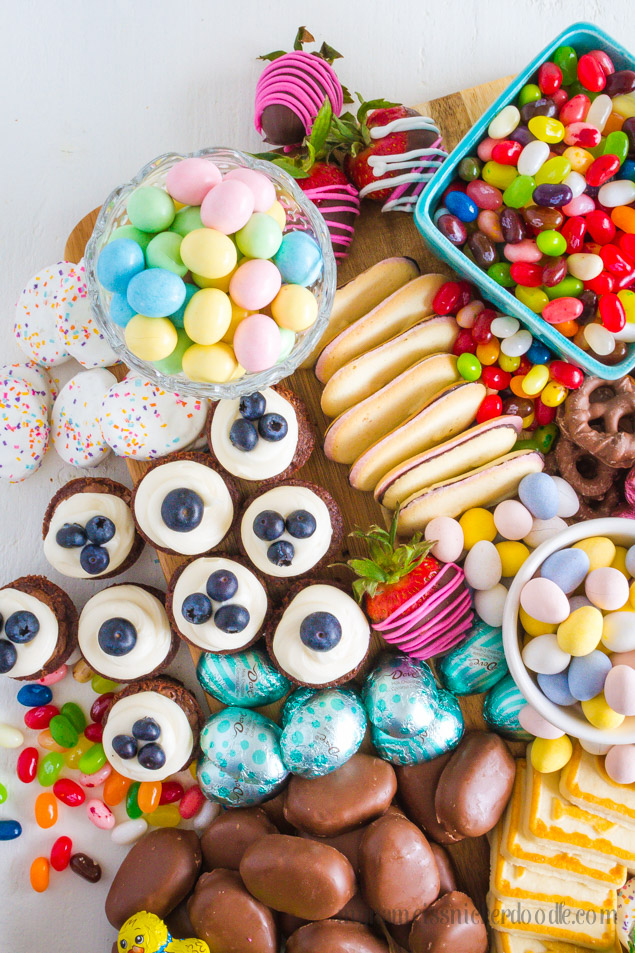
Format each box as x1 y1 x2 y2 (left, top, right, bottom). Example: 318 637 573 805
43 477 143 580
78 584 178 682
207 385 314 482
102 677 204 783
266 580 370 687
167 555 268 654
238 480 343 582
131 452 239 557
0 575 78 680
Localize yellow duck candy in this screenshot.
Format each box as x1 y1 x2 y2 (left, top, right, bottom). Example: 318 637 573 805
117 911 210 953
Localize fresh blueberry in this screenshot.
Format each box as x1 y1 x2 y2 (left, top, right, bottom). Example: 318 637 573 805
97 618 137 657
182 592 213 624
132 717 161 741
267 540 294 567
285 509 316 539
55 522 87 548
0 640 17 673
229 419 258 452
137 742 166 770
300 611 342 651
239 392 266 420
206 569 238 602
80 544 110 575
160 487 204 532
258 413 288 441
112 734 137 759
214 604 250 633
85 515 116 544
5 611 39 644
253 510 285 541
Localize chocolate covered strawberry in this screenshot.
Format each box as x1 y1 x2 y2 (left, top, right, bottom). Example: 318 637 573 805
297 162 360 261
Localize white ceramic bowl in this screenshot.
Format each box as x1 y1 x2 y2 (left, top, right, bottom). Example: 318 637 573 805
502 516 635 746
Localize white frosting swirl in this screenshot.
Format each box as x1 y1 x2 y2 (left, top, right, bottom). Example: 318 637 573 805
78 585 172 680
210 388 299 480
103 691 194 782
272 584 370 685
172 557 267 652
133 460 233 555
43 492 136 578
0 588 59 678
240 486 332 578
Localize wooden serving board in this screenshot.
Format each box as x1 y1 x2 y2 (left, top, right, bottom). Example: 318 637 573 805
65 74 517 916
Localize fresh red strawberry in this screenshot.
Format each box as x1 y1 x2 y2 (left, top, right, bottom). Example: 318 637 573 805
297 161 350 189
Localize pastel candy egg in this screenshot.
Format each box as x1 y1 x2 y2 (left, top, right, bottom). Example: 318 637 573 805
604 665 635 716
265 201 287 230
496 541 529 577
126 268 186 318
183 288 232 345
523 633 571 675
568 651 612 701
110 293 136 327
196 648 291 708
274 230 323 287
556 605 603 656
518 704 564 739
611 547 628 578
182 342 238 383
625 544 635 577
459 507 497 548
233 314 281 372
540 548 590 594
530 736 573 774
605 744 635 785
200 179 255 234
551 476 580 518
277 327 295 362
180 228 237 280
235 213 283 259
568 595 593 612
152 328 192 375
97 239 145 294
171 205 204 237
168 282 198 329
224 168 276 212
271 284 318 331
127 186 175 232
518 472 559 519
280 687 366 778
611 648 635 670
474 583 507 627
362 654 437 737
523 517 568 549
229 259 282 310
602 612 635 653
585 567 630 611
464 540 502 590
579 739 611 755
124 315 178 361
493 500 533 540
165 157 222 205
424 516 464 563
537 671 577 706
519 607 555 637
520 578 570 624
145 232 187 277
582 693 625 730
573 536 616 571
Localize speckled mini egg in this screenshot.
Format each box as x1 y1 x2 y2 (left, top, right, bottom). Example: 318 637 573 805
482 674 532 740
602 612 635 654
537 670 576 706
493 500 533 541
605 744 635 785
604 665 635 716
522 633 571 675
585 567 630 612
474 583 508 627
424 516 464 563
361 653 438 738
280 687 366 778
196 648 291 708
520 578 570 624
540 548 590 595
518 703 564 739
370 689 464 765
463 540 502 591
523 517 568 549
437 620 507 696
551 476 580 519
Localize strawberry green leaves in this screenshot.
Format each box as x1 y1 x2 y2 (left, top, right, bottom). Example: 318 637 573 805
345 508 435 601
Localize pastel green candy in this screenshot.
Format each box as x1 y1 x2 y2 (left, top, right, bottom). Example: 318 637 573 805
277 327 296 363
127 185 175 233
91 674 119 694
170 205 204 237
488 262 515 287
235 213 283 259
126 781 143 819
37 752 64 786
78 743 106 775
534 157 571 185
518 83 542 107
603 131 629 165
502 175 535 209
108 224 153 251
536 229 567 257
49 714 78 749
146 232 187 277
553 45 577 86
153 328 192 375
60 702 86 734
545 275 584 300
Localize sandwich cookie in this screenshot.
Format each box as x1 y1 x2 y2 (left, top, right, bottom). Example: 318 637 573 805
560 743 635 831
0 375 50 482
14 262 72 366
54 259 119 368
0 575 78 680
51 368 116 467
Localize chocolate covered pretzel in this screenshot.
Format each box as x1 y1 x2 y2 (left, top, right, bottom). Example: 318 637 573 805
554 436 616 499
558 376 635 469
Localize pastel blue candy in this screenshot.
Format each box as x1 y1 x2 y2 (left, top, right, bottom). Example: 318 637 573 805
518 472 559 519
370 690 464 765
109 293 137 327
445 190 479 222
537 670 576 706
16 684 52 707
437 621 508 696
280 688 366 778
282 687 318 726
362 653 437 737
482 674 532 740
273 230 323 286
568 651 612 702
196 649 290 708
126 267 186 318
0 820 21 841
540 548 590 594
526 341 552 365
96 238 145 294
626 545 635 578
169 283 198 329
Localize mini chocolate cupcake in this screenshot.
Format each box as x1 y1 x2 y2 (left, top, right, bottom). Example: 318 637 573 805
238 480 344 584
167 555 269 654
78 584 179 683
102 676 204 783
266 578 371 687
131 451 240 557
0 575 78 680
42 477 143 580
207 386 314 483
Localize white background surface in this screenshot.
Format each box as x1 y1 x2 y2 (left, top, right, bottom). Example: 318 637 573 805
2 1 635 950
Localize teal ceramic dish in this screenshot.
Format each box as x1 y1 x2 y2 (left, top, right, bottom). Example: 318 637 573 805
415 21 635 381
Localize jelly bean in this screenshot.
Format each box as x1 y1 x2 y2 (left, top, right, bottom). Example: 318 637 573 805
0 783 6 805
35 792 57 829
466 179 503 210
64 735 91 769
577 53 607 92
112 818 148 845
445 190 478 222
563 122 601 149
458 156 482 181
502 175 535 209
603 130 629 165
583 94 611 133
537 61 561 96
498 355 521 376
481 366 510 391
605 70 635 98
158 781 183 805
90 693 114 725
146 803 181 828
488 262 515 287
477 210 503 243
0 820 21 840
30 857 50 893
437 213 467 245
588 49 615 77
602 244 635 278
189 762 199 780
598 293 626 332
456 300 484 328
599 179 635 208
542 297 583 325
553 45 578 85
78 743 106 776
530 736 573 774
500 207 527 245
524 206 565 235
452 329 477 356
520 363 548 396
612 206 635 234
17 746 38 784
476 394 503 424
525 341 551 365
534 157 572 186
24 705 58 730
563 194 596 218
528 116 565 143
481 160 518 192
560 94 591 125
567 252 603 281
126 781 143 819
432 281 470 315
50 835 72 872
582 693 624 730
517 139 549 176
91 675 119 696
508 263 540 288
540 381 568 407
543 261 572 290
548 361 582 389
584 322 616 355
584 211 615 247
468 231 498 268
179 785 206 819
84 723 103 743
103 770 131 808
519 83 542 107
585 270 616 295
16 684 52 707
37 664 67 686
510 374 529 398
562 171 586 201
60 702 86 734
79 763 111 789
501 329 533 356
618 288 635 323
612 93 635 119
476 338 499 365
53 778 85 807
492 139 523 166
72 659 93 683
48 715 78 750
515 286 548 313
488 105 520 139
138 781 162 814
535 230 566 257
37 752 63 787
70 852 102 883
86 797 115 830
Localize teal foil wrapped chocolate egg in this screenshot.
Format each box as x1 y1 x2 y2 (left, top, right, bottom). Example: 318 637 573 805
280 687 367 778
437 621 508 696
362 653 438 738
198 707 289 806
196 648 291 708
371 689 464 765
483 674 532 741
281 687 318 726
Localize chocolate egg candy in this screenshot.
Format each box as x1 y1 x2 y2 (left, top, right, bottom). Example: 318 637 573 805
362 653 438 737
188 868 278 953
482 673 532 740
430 843 457 894
371 690 464 765
196 648 291 707
396 754 464 844
437 621 508 696
198 707 288 807
200 806 278 870
280 687 367 778
287 920 389 953
282 687 318 725
409 891 488 953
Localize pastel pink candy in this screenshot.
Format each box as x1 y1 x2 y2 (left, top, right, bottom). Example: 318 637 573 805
229 259 281 310
504 240 542 263
79 764 112 788
542 297 584 325
36 664 68 686
86 797 115 830
477 137 498 162
605 744 635 785
233 314 281 372
604 665 635 716
224 168 276 212
562 194 595 217
518 703 564 739
165 157 222 206
200 179 255 234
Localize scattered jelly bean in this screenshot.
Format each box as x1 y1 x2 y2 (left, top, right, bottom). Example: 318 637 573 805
86 797 115 830
17 747 38 783
35 792 58 829
49 715 79 749
78 743 106 776
37 752 64 787
103 770 131 807
30 857 50 893
36 664 68 686
126 781 143 819
70 852 102 883
146 803 181 828
0 820 21 840
179 785 206 819
50 836 72 872
72 659 93 683
79 762 112 789
137 781 162 814
84 722 103 743
24 705 58 730
89 693 114 725
53 778 85 807
91 674 119 695
16 684 52 707
111 818 148 845
159 781 184 805
0 783 7 804
37 729 63 752
64 735 92 770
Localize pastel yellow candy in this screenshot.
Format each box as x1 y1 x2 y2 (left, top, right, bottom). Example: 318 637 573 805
496 541 529 577
459 508 496 549
124 314 177 361
184 288 232 345
222 302 251 344
530 736 573 774
265 200 286 230
182 342 237 383
519 606 556 637
191 261 240 292
228 363 245 381
582 693 625 730
556 605 603 656
180 228 237 279
572 536 616 571
611 546 628 577
630 580 635 609
271 284 319 331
